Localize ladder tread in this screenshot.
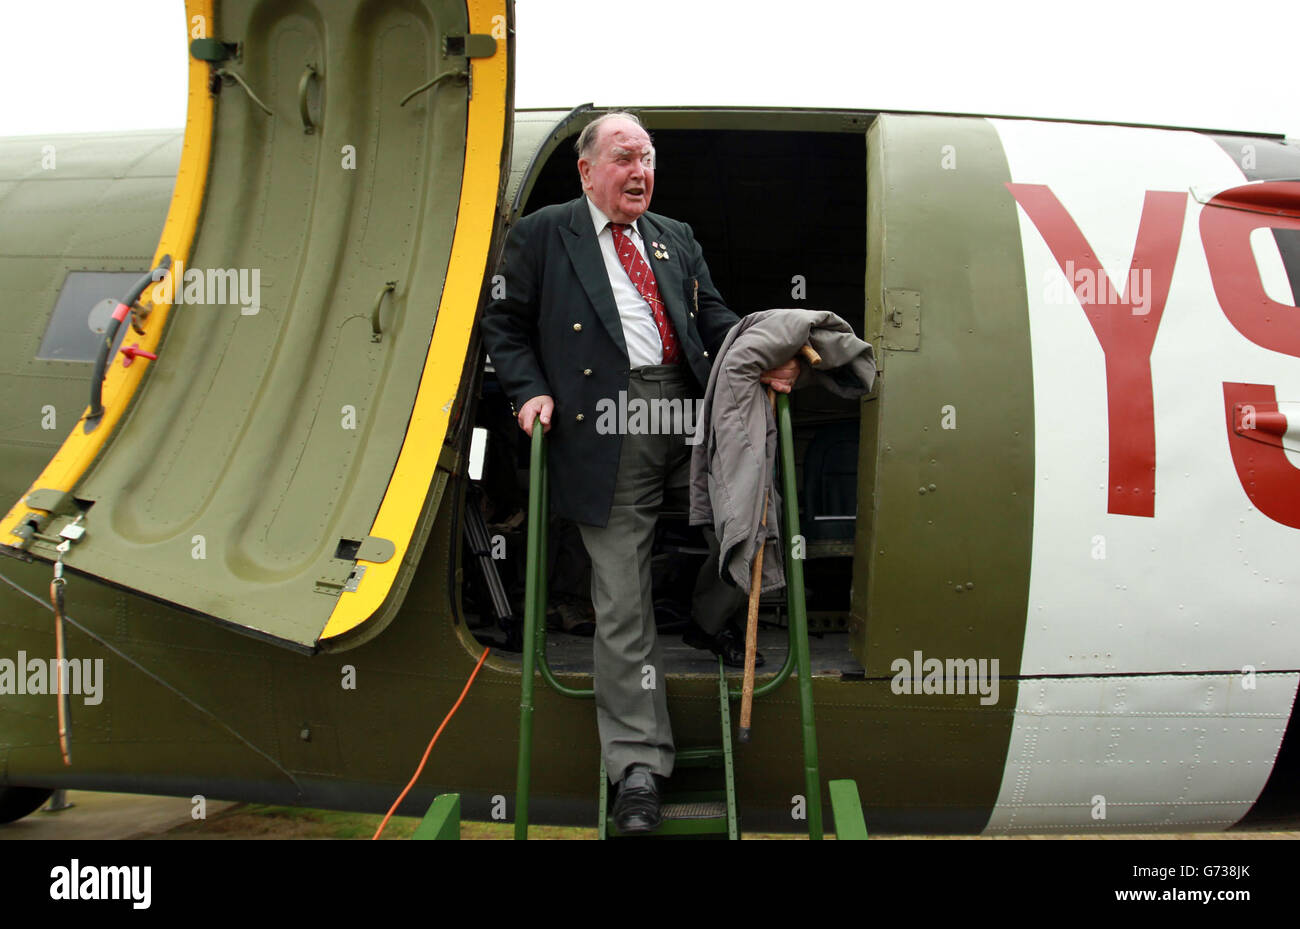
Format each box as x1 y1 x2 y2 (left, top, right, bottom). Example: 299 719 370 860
661 800 726 820
675 746 725 767
604 813 729 837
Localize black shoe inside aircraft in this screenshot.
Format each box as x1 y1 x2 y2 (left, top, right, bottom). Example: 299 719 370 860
683 621 765 670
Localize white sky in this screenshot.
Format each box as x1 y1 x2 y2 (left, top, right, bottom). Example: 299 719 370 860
1 0 1297 140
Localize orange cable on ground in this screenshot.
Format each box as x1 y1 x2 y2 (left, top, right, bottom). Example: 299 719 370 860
371 646 491 839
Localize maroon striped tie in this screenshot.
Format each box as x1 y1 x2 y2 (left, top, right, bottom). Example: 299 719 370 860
610 223 680 364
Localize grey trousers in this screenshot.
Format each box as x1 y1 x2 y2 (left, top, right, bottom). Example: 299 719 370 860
576 365 745 782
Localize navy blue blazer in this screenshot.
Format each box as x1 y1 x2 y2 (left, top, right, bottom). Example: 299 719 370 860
480 196 738 526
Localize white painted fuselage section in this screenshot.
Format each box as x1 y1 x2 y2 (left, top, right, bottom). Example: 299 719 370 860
984 119 1300 832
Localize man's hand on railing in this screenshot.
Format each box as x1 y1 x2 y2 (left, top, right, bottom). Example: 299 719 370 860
517 395 554 436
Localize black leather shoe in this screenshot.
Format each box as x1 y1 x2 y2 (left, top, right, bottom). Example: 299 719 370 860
613 764 662 834
682 622 765 669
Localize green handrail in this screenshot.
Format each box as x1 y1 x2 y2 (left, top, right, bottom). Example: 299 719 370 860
774 390 823 840
512 419 543 839
526 419 593 700
514 416 591 840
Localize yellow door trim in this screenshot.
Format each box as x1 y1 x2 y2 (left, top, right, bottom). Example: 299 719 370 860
319 0 509 642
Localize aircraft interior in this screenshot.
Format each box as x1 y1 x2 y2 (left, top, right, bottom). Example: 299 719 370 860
459 122 872 677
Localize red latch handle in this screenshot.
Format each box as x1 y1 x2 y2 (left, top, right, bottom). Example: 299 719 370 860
119 343 158 368
1252 411 1289 437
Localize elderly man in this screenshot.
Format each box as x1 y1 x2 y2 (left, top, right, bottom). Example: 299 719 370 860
481 111 797 833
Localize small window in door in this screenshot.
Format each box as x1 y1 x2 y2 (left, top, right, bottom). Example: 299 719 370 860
36 271 144 362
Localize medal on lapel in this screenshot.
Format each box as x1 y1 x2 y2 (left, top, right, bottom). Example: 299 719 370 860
651 240 669 260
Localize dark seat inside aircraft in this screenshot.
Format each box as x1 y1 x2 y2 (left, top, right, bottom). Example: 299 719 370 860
801 418 859 549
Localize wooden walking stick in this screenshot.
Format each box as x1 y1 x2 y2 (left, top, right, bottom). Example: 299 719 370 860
735 402 771 745
738 344 820 743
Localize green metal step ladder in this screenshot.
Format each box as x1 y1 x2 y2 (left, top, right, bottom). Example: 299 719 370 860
513 392 829 840
596 658 738 839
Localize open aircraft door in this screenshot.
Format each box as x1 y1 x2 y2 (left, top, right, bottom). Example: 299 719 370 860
0 0 513 653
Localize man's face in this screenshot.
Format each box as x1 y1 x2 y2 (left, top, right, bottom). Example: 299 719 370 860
579 118 655 224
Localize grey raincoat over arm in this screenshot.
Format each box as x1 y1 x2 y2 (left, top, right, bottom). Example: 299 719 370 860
689 309 877 592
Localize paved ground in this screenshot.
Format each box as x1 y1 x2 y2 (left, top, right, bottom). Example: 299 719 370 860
0 791 238 840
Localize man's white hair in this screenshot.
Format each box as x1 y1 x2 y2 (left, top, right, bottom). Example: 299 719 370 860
575 110 649 160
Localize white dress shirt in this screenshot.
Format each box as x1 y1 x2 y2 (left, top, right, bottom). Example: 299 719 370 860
586 196 664 368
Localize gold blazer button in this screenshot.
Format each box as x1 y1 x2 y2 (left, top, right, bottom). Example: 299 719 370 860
576 413 585 422
573 323 582 332
583 368 592 376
